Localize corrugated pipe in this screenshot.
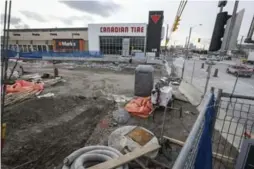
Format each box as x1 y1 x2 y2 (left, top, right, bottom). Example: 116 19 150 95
62 145 129 169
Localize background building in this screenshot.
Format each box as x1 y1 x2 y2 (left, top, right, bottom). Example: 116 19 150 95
2 11 165 57
88 23 147 56
2 27 88 52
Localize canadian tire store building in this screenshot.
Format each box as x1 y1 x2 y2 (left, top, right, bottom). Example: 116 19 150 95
88 23 147 56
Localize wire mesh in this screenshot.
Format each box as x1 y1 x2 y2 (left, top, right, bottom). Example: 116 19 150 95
212 95 254 169
183 120 205 169
172 93 213 169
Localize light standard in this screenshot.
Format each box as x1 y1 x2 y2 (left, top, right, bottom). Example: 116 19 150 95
181 24 202 79
186 24 202 59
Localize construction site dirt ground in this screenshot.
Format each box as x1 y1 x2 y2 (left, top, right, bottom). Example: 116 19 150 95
2 62 199 169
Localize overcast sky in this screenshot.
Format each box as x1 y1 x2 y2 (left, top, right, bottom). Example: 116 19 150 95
0 0 253 47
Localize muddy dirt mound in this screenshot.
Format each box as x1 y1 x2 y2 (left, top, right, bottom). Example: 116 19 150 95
2 96 115 169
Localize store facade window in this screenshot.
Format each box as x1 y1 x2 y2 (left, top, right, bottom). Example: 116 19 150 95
99 36 145 55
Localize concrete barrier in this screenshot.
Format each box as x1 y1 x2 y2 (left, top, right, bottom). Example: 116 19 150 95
179 80 203 106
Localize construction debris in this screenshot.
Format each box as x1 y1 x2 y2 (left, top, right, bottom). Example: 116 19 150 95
5 89 40 107
108 126 159 159
37 92 55 98
88 144 160 169
112 108 130 124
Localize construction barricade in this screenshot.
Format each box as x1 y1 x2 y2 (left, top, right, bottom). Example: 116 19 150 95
172 88 254 169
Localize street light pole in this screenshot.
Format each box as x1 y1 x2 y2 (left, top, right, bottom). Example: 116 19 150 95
186 27 192 59
186 24 202 59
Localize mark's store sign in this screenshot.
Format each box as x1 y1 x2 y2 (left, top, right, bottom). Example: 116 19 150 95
53 39 85 51
100 26 144 33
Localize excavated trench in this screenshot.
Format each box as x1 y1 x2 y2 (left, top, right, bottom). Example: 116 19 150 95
2 96 115 169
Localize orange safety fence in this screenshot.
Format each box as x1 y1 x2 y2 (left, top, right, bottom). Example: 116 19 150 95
124 97 153 118
6 80 44 94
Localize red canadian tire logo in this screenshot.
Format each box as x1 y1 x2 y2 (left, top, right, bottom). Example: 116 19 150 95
151 14 161 24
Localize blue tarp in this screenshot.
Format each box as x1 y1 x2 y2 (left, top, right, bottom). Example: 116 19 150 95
194 94 215 169
1 49 17 58
2 50 103 59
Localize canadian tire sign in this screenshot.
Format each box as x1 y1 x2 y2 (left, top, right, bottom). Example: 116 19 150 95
146 11 164 57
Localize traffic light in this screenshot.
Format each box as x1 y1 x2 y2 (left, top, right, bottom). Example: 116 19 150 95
209 12 231 51
198 38 201 43
172 16 181 32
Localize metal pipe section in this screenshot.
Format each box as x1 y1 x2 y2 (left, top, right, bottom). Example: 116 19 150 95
172 90 214 169
221 92 254 100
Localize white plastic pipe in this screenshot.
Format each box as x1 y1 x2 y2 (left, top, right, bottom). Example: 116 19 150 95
62 146 128 169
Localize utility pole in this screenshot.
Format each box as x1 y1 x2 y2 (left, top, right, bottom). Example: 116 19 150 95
184 36 188 48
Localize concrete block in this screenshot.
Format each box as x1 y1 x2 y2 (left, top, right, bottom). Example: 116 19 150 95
179 80 203 106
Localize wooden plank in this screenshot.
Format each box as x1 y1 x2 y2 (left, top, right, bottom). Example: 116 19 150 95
163 135 234 163
87 144 161 169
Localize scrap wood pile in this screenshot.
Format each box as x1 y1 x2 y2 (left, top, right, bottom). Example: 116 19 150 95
4 80 44 107
5 88 40 107
3 75 64 107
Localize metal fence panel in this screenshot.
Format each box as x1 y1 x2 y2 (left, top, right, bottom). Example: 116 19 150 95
173 89 254 169
212 93 254 169
172 90 215 169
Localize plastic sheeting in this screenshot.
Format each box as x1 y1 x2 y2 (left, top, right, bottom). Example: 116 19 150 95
124 97 153 118
6 80 44 94
194 93 215 169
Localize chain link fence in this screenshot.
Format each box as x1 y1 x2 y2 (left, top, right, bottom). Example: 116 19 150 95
172 88 254 169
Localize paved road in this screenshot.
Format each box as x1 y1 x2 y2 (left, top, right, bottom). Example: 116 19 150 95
180 58 254 149
183 59 254 96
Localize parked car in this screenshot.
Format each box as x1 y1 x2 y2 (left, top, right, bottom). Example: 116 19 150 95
226 65 253 77
224 56 232 60
199 55 206 60
205 59 216 65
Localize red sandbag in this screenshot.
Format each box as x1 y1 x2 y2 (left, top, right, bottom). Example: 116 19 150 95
6 80 44 94
125 97 153 118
